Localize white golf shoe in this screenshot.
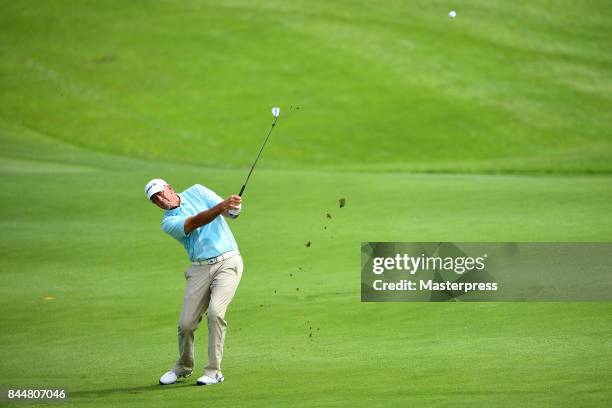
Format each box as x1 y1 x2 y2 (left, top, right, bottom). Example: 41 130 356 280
159 371 178 385
159 370 191 385
196 373 225 386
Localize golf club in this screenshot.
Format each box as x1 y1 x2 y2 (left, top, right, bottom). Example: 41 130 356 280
237 106 280 197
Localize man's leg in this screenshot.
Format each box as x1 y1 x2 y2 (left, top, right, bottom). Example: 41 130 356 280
173 264 212 376
203 254 243 378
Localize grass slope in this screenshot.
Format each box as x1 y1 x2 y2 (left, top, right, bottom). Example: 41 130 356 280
0 0 611 172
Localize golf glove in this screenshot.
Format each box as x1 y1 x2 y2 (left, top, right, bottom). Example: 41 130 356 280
227 203 242 219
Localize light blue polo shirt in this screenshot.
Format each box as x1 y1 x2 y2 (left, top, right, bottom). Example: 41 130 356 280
161 184 238 261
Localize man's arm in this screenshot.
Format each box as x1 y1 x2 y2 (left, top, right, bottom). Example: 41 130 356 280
184 195 241 234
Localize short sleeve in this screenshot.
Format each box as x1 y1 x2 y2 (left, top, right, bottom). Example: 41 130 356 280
196 184 223 207
161 215 188 241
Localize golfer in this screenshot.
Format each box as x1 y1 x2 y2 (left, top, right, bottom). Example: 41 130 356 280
144 178 243 386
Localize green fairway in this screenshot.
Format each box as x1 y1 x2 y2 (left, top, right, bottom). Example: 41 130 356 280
1 0 612 407
1 122 611 407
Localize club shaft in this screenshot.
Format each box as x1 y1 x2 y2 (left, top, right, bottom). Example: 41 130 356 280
238 116 278 197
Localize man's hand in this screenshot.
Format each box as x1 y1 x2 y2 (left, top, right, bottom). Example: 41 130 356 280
184 195 242 234
222 195 242 211
224 195 242 219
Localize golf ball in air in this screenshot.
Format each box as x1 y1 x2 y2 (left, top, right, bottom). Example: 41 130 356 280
449 10 457 18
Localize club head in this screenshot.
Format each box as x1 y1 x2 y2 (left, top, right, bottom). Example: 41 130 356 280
272 107 280 118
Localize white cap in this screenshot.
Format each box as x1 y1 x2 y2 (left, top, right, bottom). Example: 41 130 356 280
144 178 168 199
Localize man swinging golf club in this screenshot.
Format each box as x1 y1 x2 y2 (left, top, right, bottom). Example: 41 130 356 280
146 107 280 386
146 178 243 386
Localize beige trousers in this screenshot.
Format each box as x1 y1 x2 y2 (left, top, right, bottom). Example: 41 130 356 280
172 253 243 378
